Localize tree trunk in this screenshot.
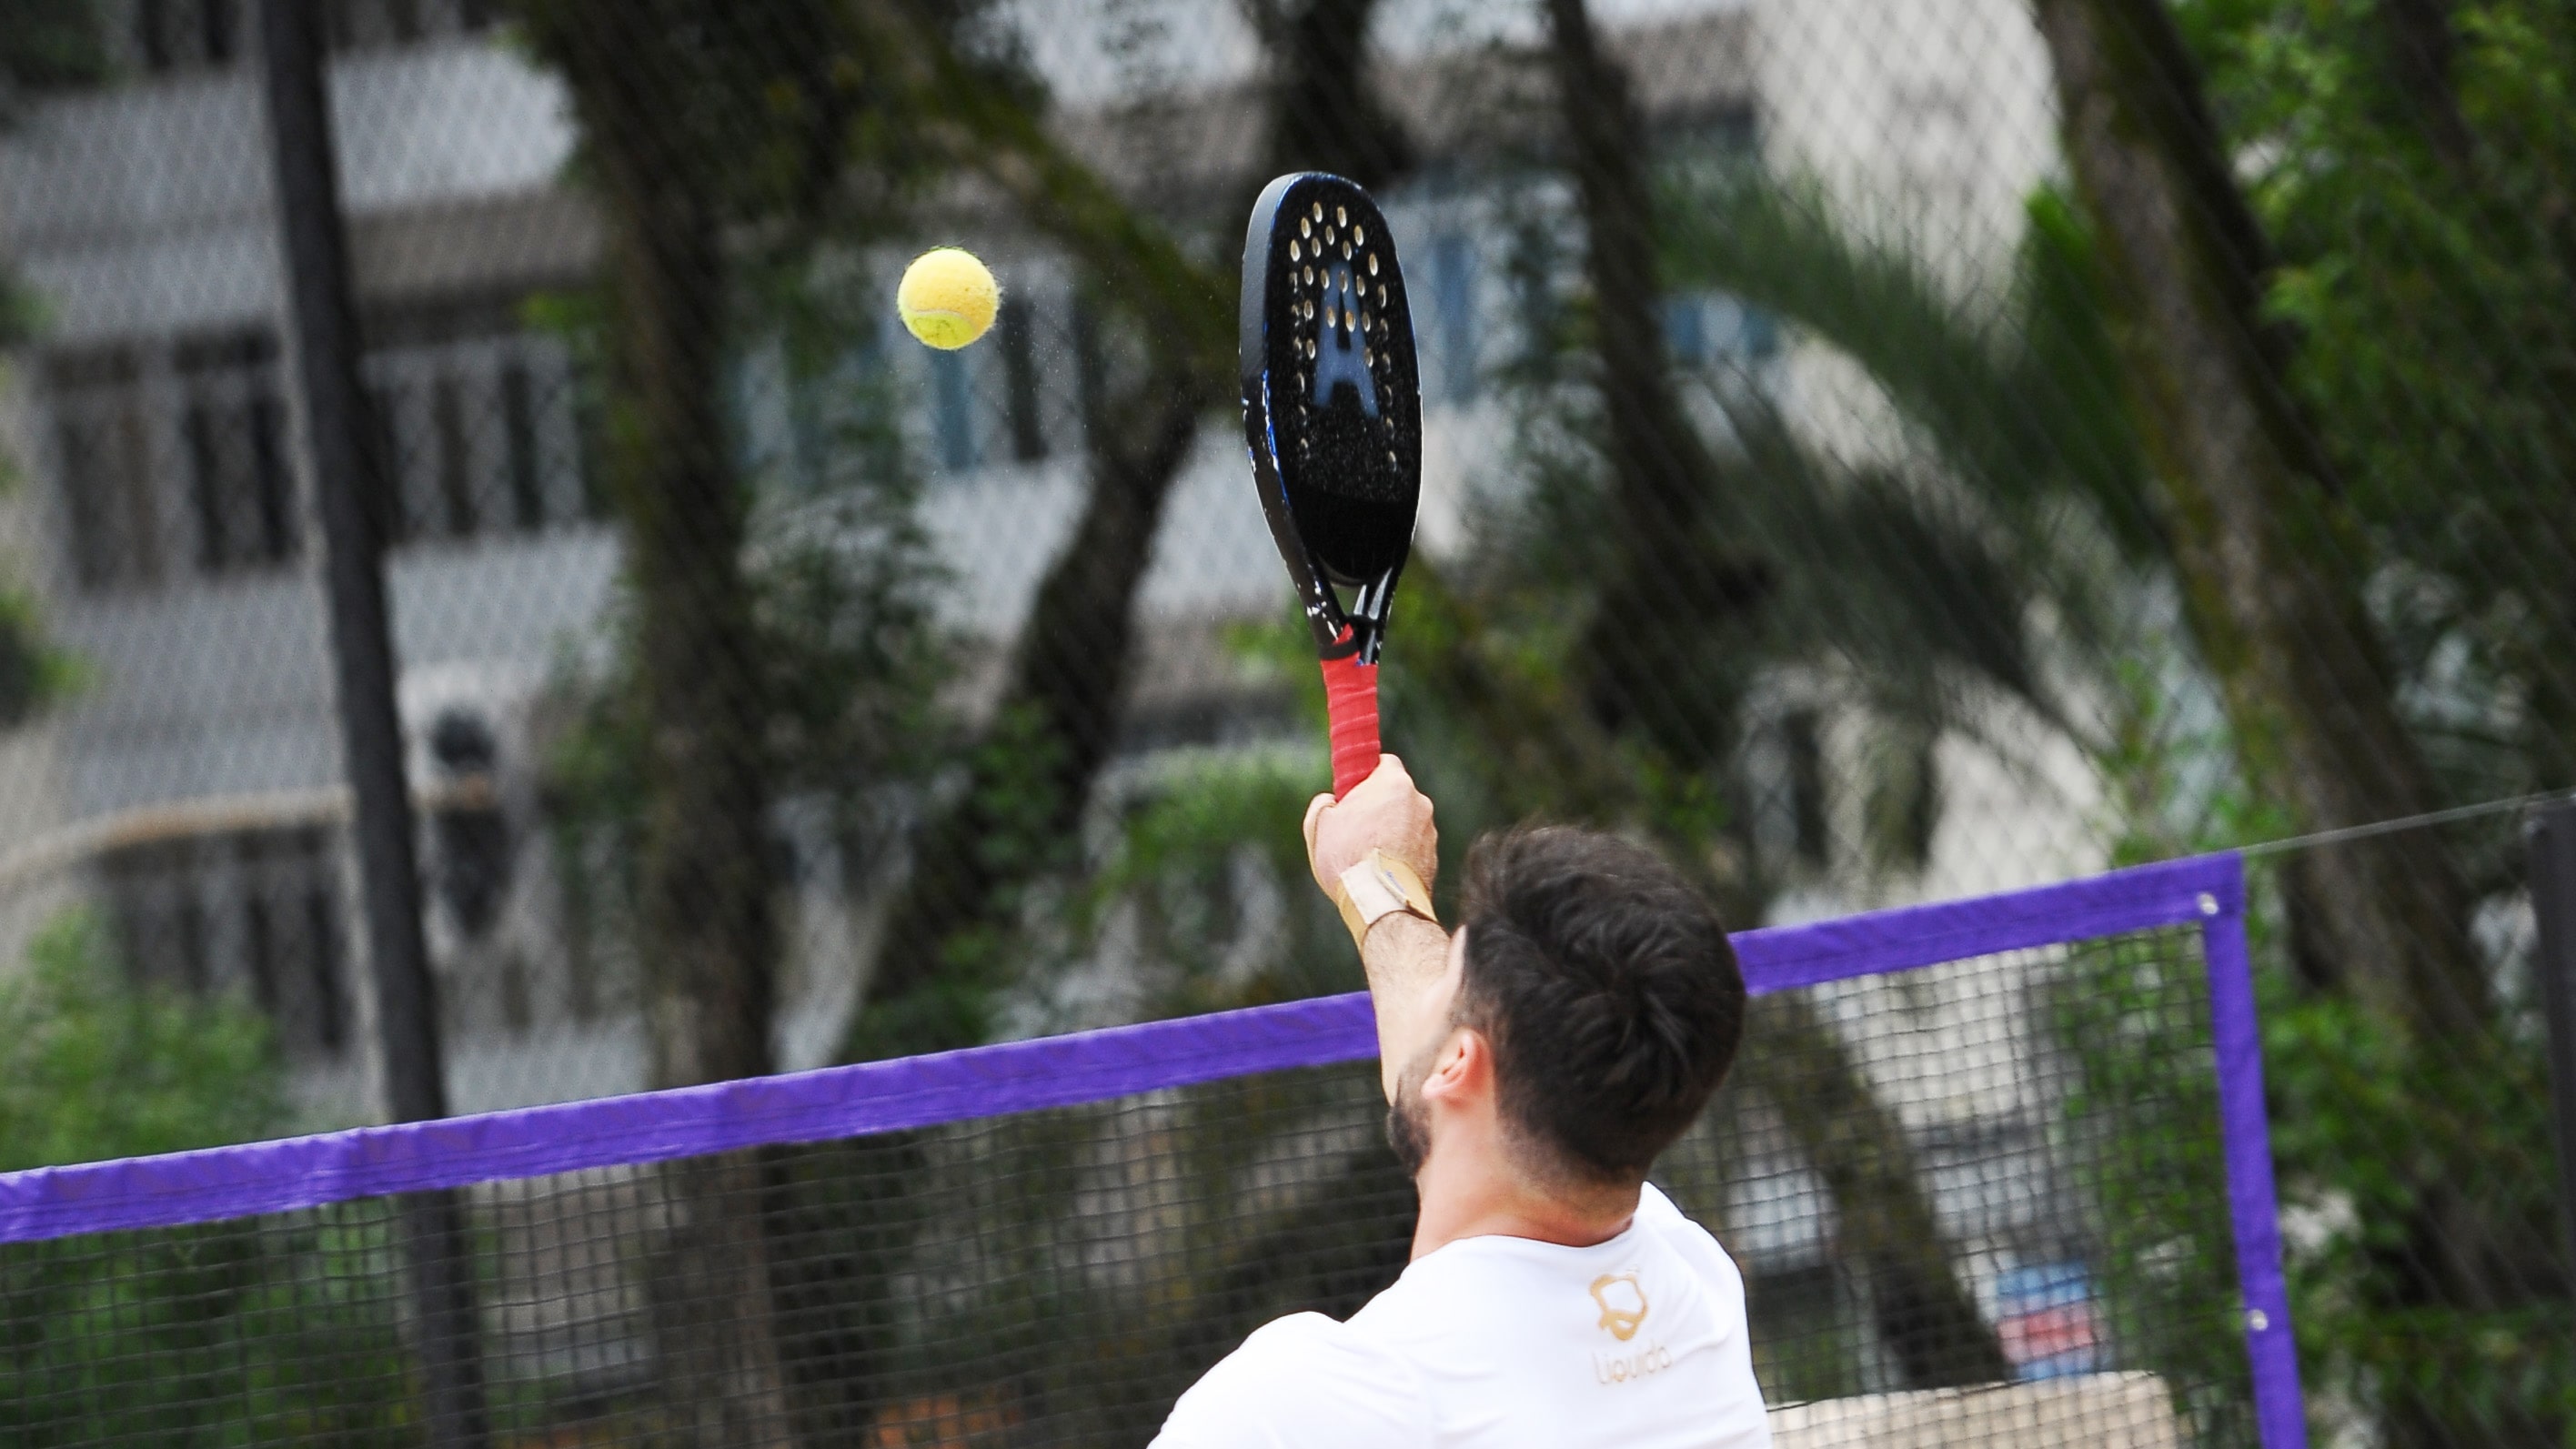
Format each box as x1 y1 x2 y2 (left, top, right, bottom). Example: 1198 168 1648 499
2032 0 2487 1042
1540 0 1771 764
1254 0 1412 188
518 3 793 1437
599 126 780 1098
830 0 1294 1062
653 1152 795 1446
840 341 1209 1061
2034 5 2528 1443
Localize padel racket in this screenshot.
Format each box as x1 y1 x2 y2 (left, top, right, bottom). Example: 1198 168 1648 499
1240 173 1423 799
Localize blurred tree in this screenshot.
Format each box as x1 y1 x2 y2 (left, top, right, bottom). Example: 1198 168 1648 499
2167 1 2576 1439
508 0 926 1436
830 1 1274 1062
514 5 1236 1432
1243 0 1412 188
515 0 832 1092
2031 0 2485 1044
1538 0 1766 778
1528 0 2016 1388
0 911 283 1171
1658 125 2570 1444
2179 0 2576 828
2028 1 2559 1441
0 914 422 1445
838 265 1220 1059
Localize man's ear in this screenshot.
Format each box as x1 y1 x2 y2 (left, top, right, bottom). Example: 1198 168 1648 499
1419 1025 1491 1107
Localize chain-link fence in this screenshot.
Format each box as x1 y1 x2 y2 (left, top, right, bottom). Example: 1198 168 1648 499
0 0 2571 1443
2 861 2273 1448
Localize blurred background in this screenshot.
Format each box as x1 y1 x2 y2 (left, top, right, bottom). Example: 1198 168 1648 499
0 0 2570 1442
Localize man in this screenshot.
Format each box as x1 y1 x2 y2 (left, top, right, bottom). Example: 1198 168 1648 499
1152 757 1771 1448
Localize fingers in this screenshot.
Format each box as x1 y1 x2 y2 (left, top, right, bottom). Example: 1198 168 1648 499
1355 753 1411 801
1307 754 1439 901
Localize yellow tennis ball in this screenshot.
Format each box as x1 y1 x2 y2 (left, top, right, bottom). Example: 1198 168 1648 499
898 247 1000 350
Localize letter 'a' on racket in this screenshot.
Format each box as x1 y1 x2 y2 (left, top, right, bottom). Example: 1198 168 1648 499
1240 174 1423 800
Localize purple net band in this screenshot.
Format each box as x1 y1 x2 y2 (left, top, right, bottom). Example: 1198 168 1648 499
0 851 2242 1243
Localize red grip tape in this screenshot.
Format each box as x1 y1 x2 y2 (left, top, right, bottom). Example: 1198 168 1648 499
1320 653 1381 799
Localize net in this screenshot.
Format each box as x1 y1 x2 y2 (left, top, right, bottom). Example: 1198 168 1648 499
0 855 2297 1448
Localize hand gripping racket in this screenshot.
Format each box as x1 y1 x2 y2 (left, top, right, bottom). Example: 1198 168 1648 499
1240 174 1423 799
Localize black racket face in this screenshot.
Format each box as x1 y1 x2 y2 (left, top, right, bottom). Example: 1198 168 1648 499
1241 174 1422 655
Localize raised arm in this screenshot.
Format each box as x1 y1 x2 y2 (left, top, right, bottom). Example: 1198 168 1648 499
1303 757 1456 1102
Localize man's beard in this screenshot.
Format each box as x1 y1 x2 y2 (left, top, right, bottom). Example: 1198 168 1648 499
1384 1050 1434 1176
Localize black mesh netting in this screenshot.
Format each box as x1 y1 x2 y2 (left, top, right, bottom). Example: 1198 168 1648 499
0 924 2251 1447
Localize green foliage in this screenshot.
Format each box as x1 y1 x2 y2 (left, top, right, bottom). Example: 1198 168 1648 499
0 273 34 349
0 586 77 731
2260 991 2575 1438
2112 6 2576 1435
1660 173 2153 560
2049 927 2253 1446
1080 745 1360 1019
2179 0 2576 796
1657 134 2571 1439
546 297 955 1000
1656 171 2153 696
838 701 1065 1061
0 1210 419 1448
0 915 418 1446
0 116 78 732
1380 166 2108 910
0 912 285 1171
2099 658 2573 1440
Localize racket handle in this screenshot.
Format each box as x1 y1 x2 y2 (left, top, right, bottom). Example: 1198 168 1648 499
1321 653 1382 799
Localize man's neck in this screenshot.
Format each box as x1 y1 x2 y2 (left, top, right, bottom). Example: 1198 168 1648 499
1410 1156 1641 1260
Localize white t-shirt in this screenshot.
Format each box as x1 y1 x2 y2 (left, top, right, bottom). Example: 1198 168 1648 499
1152 1184 1772 1449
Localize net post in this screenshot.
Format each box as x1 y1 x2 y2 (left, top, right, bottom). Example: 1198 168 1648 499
254 1 488 1442
2521 800 2576 1301
2195 857 2310 1449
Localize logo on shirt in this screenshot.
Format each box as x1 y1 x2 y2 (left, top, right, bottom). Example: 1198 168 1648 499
1589 1273 1648 1342
1593 1340 1675 1385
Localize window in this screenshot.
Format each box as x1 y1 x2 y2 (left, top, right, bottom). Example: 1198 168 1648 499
102 826 350 1058
52 328 306 585
50 314 590 594
928 347 981 475
176 331 299 575
1749 706 1832 870
133 0 240 73
997 296 1047 464
362 305 594 546
49 347 165 592
120 0 498 75
907 286 1082 481
1662 295 1705 363
1786 708 1829 867
1430 232 1479 403
1663 292 1779 369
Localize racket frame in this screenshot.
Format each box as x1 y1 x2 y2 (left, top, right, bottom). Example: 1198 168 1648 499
1238 172 1422 671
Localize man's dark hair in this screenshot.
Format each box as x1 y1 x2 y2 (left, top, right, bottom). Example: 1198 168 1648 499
1454 827 1745 1187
